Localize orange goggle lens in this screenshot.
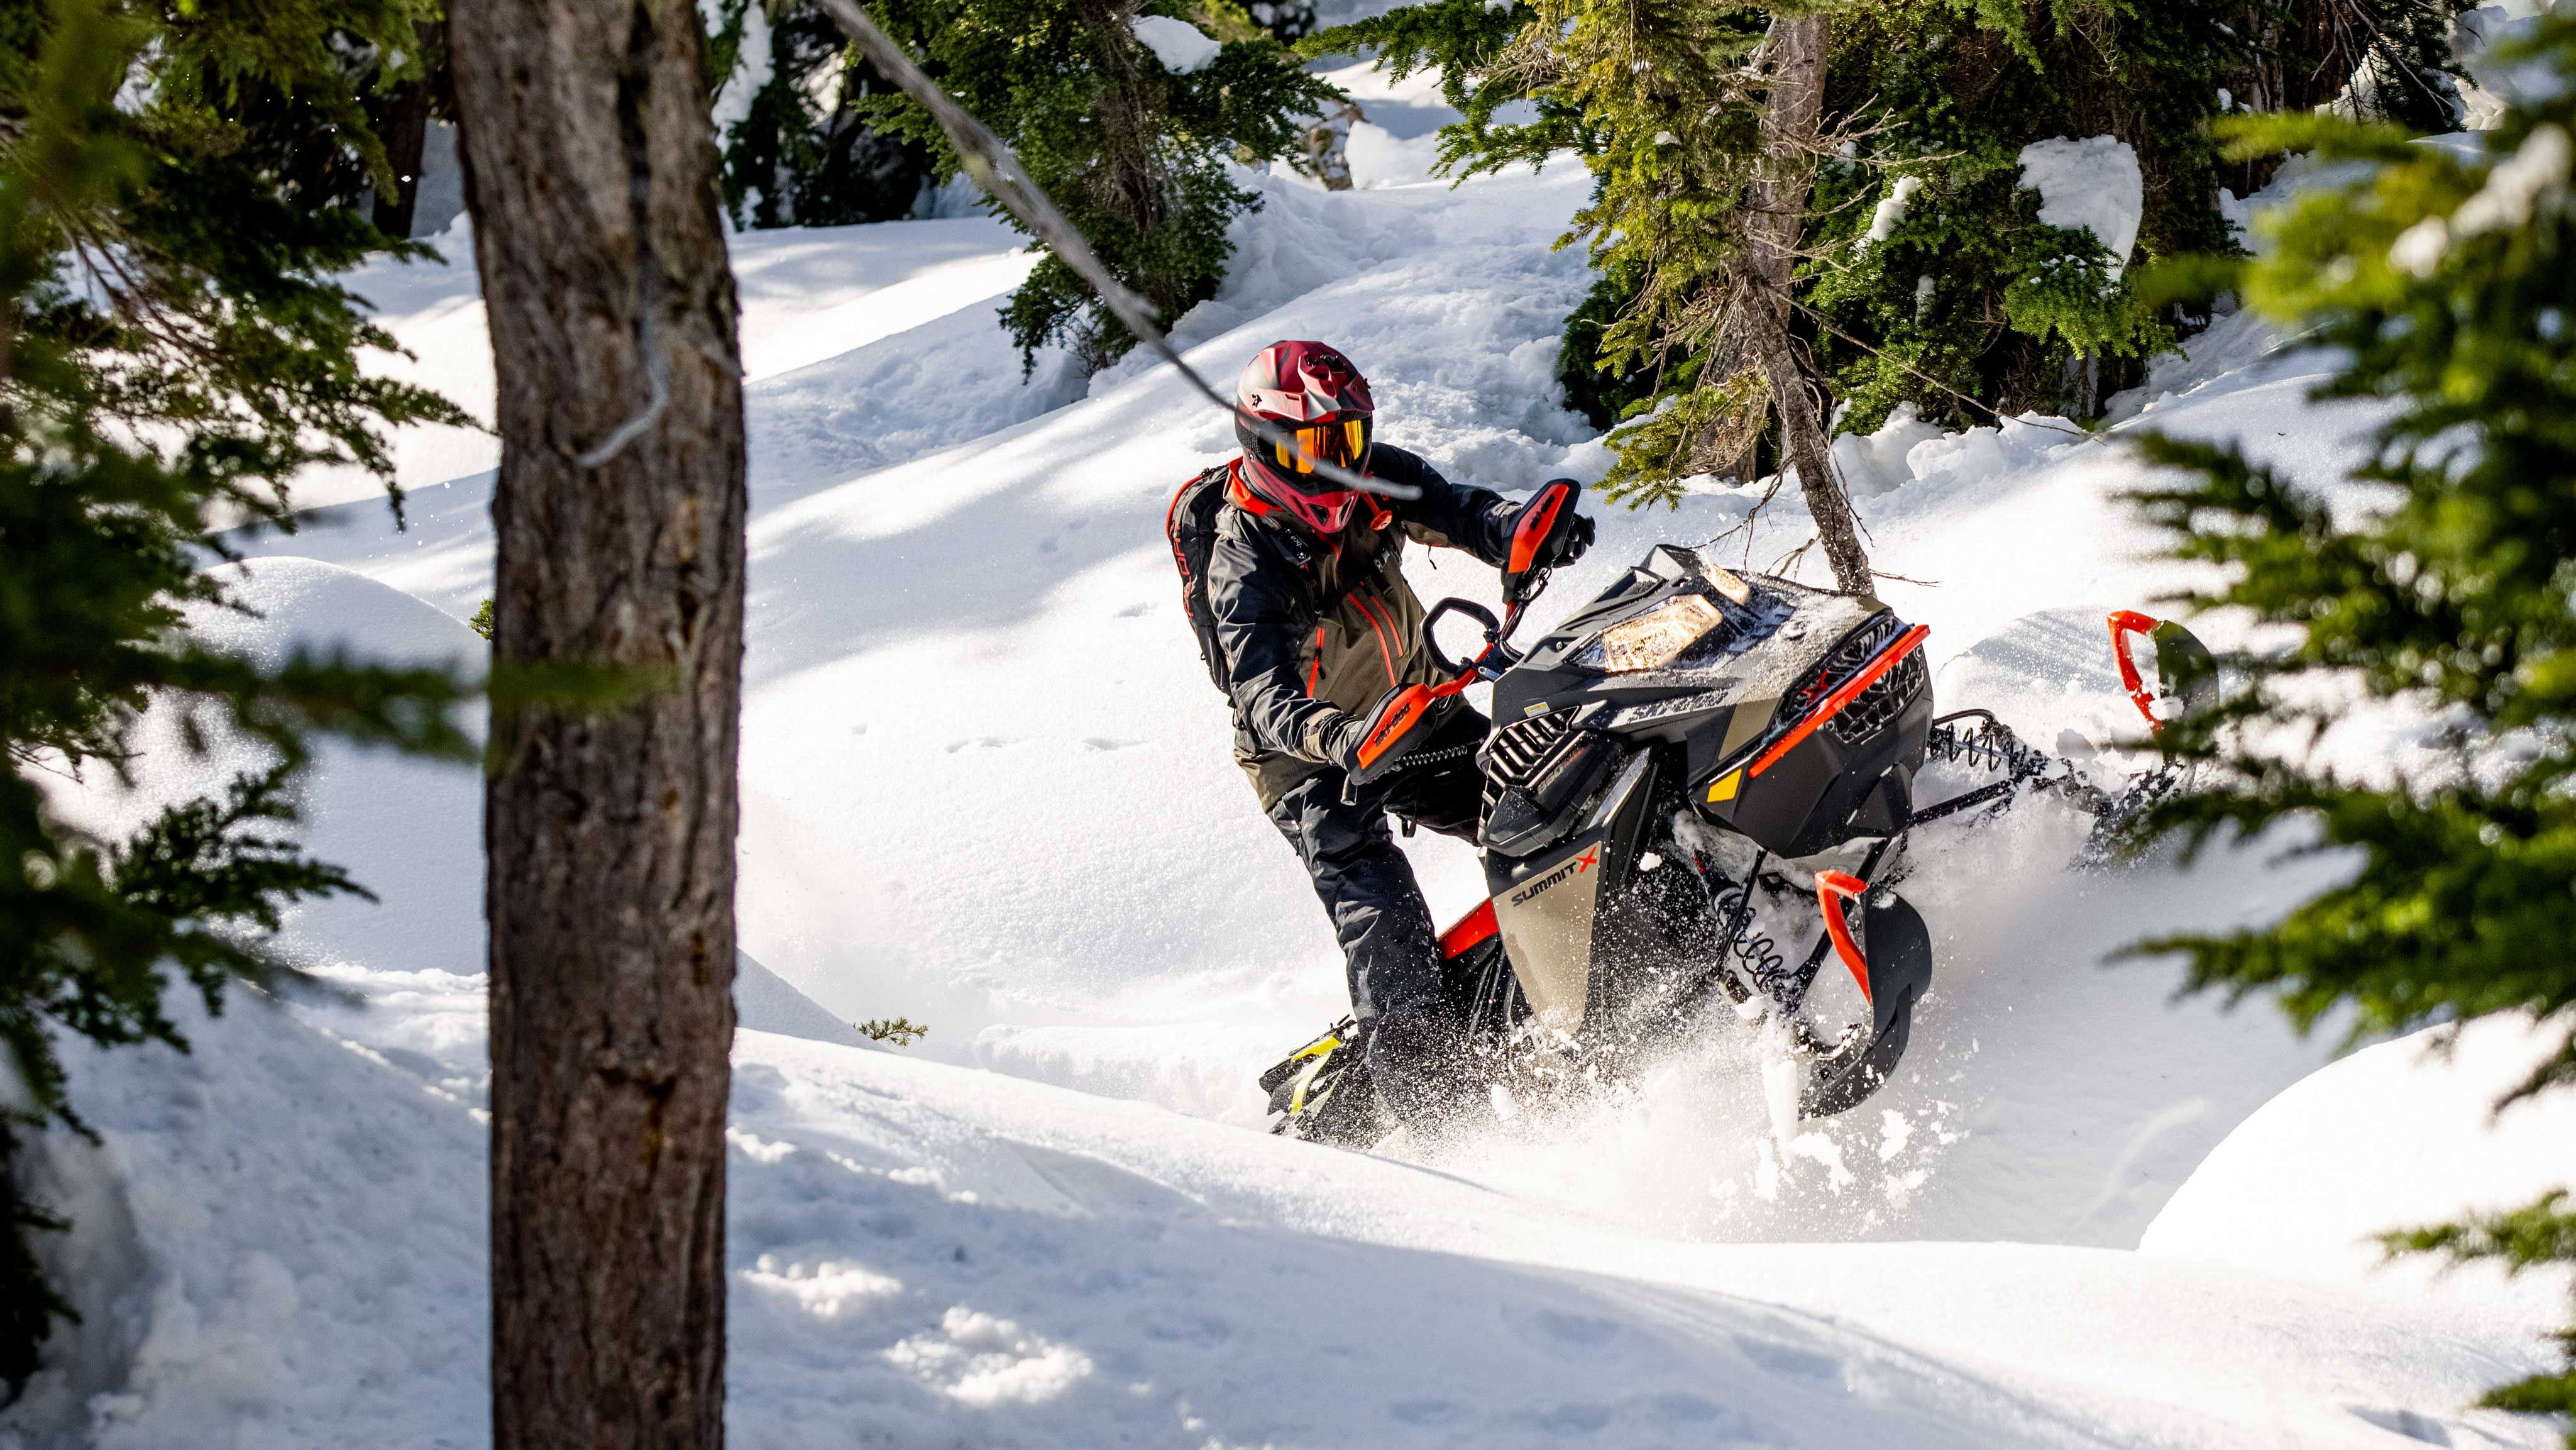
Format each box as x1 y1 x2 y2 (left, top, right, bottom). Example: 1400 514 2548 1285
1272 419 1369 474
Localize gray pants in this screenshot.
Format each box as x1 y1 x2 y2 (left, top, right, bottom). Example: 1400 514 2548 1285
1263 704 1488 1122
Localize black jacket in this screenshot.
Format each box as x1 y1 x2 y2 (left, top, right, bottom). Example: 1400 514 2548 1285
1208 445 1515 804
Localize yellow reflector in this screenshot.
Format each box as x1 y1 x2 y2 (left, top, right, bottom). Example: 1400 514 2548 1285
1705 770 1741 804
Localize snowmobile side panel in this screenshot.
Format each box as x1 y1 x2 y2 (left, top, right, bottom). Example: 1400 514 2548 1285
1490 831 1608 1032
1693 633 1933 857
1438 899 1499 958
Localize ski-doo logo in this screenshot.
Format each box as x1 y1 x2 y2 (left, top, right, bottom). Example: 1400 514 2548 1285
1507 844 1601 907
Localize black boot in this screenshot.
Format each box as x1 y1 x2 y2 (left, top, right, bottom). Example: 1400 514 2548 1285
1362 1009 1491 1136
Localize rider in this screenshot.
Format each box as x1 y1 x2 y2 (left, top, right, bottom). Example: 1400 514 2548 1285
1209 340 1593 1129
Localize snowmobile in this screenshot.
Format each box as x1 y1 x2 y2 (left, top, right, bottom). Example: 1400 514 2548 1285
1262 479 2216 1147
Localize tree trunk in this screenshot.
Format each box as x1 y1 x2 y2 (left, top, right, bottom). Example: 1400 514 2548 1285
1746 303 1866 590
449 0 747 1444
372 72 431 240
1736 11 1873 594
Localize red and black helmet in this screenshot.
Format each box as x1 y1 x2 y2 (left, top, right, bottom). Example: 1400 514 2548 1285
1234 340 1375 534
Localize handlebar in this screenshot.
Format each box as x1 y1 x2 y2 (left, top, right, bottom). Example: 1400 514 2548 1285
1423 599 1500 678
1421 584 1543 690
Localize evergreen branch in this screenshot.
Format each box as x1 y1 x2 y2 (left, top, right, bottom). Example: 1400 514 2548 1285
810 0 1417 500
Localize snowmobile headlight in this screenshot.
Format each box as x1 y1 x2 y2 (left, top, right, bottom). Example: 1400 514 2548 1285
1578 594 1727 673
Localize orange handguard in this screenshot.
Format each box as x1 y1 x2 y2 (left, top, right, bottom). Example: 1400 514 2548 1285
2108 609 2163 733
1355 683 1439 771
1507 480 1571 577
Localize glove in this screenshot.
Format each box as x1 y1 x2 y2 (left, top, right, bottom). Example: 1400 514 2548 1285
1555 509 1596 567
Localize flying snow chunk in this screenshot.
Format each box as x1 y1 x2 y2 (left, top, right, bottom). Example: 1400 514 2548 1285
2016 135 2144 282
1131 15 1222 74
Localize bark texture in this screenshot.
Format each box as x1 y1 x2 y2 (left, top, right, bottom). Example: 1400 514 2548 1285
1721 11 1873 594
372 72 430 240
449 0 746 1444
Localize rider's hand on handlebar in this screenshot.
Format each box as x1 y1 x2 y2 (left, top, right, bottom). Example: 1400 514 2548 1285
1320 685 1442 787
1507 482 1595 573
1555 510 1596 567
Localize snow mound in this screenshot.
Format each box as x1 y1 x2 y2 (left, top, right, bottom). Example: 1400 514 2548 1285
189 554 482 673
1130 15 1221 74
2143 1012 2576 1319
2018 135 2145 280
4 993 489 1448
1830 401 1947 496
8 984 2557 1449
737 949 872 1049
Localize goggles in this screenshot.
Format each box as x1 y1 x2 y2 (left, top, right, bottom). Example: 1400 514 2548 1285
1266 416 1370 476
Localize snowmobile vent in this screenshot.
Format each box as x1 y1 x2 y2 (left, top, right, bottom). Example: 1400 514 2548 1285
1827 648 1929 748
1478 707 1622 856
1480 709 1575 818
1797 616 1907 714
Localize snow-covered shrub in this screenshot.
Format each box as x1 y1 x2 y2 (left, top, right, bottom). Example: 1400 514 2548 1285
705 0 933 230
857 1 1344 372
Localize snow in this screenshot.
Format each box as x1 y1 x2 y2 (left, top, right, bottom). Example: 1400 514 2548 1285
6 69 2570 1450
305 214 1057 514
1306 58 1541 191
2396 123 2575 274
8 970 2557 1448
1131 15 1222 74
2017 135 2145 282
2144 1013 2576 1318
1830 401 1947 496
2457 4 2573 128
1863 174 1922 246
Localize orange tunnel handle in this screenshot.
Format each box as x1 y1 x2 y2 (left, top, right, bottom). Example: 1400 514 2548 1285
2108 610 2163 734
1814 870 1871 1004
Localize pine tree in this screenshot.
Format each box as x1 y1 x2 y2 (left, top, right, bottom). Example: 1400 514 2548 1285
1316 1 1876 585
1313 2 2452 528
2129 21 2576 1437
709 1 933 229
857 0 1343 372
1 0 473 1397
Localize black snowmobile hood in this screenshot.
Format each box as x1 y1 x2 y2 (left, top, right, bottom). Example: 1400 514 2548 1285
1492 545 1891 741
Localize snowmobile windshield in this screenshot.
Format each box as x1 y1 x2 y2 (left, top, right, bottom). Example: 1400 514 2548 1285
1578 595 1728 672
